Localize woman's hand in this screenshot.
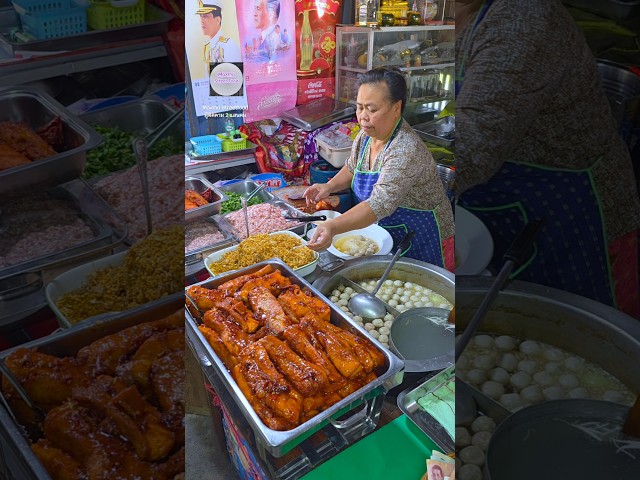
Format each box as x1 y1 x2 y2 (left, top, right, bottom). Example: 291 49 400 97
304 183 333 206
306 221 334 252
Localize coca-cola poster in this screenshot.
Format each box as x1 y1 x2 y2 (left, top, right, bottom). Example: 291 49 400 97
295 0 342 105
237 0 298 122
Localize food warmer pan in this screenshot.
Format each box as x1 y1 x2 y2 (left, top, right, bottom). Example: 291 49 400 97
0 87 101 197
185 259 405 457
185 176 227 221
0 295 184 480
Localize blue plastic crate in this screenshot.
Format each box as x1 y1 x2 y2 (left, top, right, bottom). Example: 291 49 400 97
190 134 222 156
13 0 88 39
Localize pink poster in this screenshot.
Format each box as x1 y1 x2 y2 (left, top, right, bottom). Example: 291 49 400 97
236 0 298 121
244 81 299 123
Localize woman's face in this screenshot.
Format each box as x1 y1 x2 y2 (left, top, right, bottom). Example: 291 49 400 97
356 82 401 141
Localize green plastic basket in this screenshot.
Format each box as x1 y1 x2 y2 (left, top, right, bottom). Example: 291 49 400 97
87 0 145 30
216 132 248 152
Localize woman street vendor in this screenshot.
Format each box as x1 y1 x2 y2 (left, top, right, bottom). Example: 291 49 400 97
304 67 455 270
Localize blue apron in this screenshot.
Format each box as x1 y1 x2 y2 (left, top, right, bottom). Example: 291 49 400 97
455 0 616 306
459 161 616 307
352 123 445 267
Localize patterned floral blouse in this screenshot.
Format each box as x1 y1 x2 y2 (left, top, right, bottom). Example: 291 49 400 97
345 119 455 239
455 0 640 242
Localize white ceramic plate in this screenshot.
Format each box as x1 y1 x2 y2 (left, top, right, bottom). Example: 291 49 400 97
204 230 319 278
325 224 393 259
46 250 128 328
455 206 494 275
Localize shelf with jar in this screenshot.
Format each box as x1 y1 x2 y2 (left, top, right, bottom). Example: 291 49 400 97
335 24 454 121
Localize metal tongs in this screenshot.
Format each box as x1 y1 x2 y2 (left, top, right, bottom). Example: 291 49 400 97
145 105 185 149
132 138 153 236
283 214 327 222
0 358 46 429
241 183 266 238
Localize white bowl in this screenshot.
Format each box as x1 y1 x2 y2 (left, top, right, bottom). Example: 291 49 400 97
204 230 319 278
46 250 128 328
326 224 393 259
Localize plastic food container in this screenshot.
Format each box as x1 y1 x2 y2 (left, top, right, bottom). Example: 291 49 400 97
217 132 248 152
190 134 223 155
315 136 352 168
87 0 145 30
204 230 319 278
12 0 87 38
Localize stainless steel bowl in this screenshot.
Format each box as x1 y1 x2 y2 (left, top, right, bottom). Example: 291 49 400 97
0 86 101 196
456 276 640 393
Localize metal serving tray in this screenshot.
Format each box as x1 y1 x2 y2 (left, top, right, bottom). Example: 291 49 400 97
280 97 355 131
80 98 184 142
0 87 101 197
217 180 275 207
412 116 455 148
0 4 172 56
185 176 227 221
185 259 404 457
397 365 456 453
185 216 236 266
221 199 311 239
0 294 183 480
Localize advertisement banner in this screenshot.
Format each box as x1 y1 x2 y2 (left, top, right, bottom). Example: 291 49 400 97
294 0 342 105
244 80 299 123
186 0 248 117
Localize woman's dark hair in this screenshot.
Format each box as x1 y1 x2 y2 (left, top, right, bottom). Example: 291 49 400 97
356 67 407 113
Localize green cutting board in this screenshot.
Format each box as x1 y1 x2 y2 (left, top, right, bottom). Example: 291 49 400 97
301 415 440 480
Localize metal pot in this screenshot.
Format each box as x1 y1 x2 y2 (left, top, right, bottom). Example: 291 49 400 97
313 257 455 373
456 276 640 393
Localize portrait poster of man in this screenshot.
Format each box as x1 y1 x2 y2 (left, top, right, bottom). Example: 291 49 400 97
186 0 247 116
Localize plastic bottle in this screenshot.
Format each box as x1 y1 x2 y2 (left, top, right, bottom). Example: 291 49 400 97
224 118 234 137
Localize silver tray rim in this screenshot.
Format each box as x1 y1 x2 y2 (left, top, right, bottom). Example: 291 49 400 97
185 258 404 455
185 176 228 221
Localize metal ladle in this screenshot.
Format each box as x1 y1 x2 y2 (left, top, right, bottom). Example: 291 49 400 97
348 230 415 319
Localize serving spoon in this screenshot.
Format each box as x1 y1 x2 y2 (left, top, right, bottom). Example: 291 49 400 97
348 230 415 319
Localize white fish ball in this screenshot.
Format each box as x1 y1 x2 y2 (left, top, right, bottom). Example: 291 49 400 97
369 280 376 286
544 362 562 375
519 340 541 355
414 301 424 308
489 367 510 384
568 387 589 399
456 427 471 447
396 288 405 296
384 314 394 322
330 296 339 303
543 386 565 400
344 287 353 294
388 299 398 307
471 415 496 433
381 294 391 301
564 356 585 372
510 372 532 391
393 280 403 287
602 390 626 403
498 353 518 372
533 371 555 387
339 292 349 300
384 279 393 286
372 318 384 327
458 464 483 480
424 301 433 307
369 330 380 339
521 385 544 403
380 342 389 348
481 380 505 399
353 316 363 322
544 347 565 362
415 285 424 292
378 326 390 335
340 306 350 312
338 299 348 306
582 371 611 389
471 431 493 451
518 360 539 375
399 295 410 304
404 301 414 309
378 334 389 343
392 294 400 301
332 289 341 297
364 323 375 331
466 369 488 385
558 374 579 390
474 335 494 349
499 393 525 411
459 445 485 466
494 335 516 351
473 354 496 371
404 282 413 288
384 320 393 328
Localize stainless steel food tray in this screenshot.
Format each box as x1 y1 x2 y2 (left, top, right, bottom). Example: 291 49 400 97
0 294 183 480
185 216 237 272
185 259 404 457
79 98 184 142
221 199 311 238
185 176 227 221
217 180 276 209
412 117 455 148
0 87 101 196
0 4 172 56
397 365 456 453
